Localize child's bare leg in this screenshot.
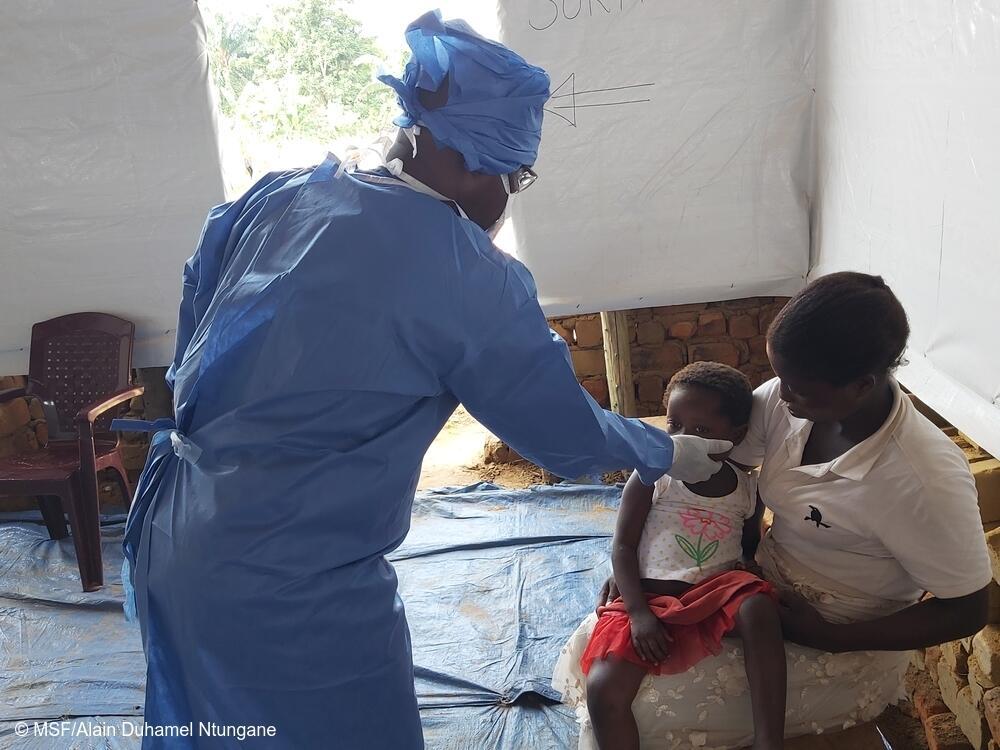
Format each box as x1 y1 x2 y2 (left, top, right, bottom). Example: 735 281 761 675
731 594 786 750
586 657 648 750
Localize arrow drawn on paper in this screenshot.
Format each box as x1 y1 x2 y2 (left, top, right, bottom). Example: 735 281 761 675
544 73 655 127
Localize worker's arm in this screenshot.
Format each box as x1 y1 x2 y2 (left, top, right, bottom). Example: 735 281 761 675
442 249 728 483
449 329 671 482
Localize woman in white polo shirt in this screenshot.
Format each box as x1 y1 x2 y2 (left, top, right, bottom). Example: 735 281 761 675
554 272 991 749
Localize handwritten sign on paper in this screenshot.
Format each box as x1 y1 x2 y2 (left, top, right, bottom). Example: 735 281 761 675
497 0 815 314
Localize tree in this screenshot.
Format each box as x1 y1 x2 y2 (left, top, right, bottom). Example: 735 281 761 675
205 0 399 144
205 14 260 120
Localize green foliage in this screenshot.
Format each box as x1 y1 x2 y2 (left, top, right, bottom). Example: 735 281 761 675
205 0 401 143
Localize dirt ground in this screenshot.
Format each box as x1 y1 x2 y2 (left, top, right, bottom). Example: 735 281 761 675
417 408 657 490
417 405 546 489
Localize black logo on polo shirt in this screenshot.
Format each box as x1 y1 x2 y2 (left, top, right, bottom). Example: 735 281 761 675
805 505 831 529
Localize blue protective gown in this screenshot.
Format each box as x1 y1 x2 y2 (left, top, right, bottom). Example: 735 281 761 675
124 155 673 748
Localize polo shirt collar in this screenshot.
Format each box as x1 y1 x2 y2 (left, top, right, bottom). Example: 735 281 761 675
785 379 904 481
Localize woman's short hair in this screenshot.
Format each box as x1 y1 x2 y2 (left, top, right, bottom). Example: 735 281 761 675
767 271 910 386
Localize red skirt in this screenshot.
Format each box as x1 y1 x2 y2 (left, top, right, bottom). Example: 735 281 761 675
580 570 776 676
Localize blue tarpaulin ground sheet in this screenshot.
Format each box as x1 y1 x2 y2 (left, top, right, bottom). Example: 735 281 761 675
0 482 622 748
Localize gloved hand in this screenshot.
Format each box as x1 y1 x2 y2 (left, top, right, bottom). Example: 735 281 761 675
665 435 733 483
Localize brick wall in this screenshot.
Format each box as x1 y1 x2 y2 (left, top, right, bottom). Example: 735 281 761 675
549 297 790 417
902 418 1000 750
0 376 51 511
0 376 47 459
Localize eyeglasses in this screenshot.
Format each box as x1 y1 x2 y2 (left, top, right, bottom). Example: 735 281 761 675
501 166 538 195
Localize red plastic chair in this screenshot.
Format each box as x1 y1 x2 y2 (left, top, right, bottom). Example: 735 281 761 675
0 313 144 591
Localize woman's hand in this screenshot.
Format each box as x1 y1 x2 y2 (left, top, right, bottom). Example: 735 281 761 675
596 576 620 614
778 589 836 650
630 607 672 665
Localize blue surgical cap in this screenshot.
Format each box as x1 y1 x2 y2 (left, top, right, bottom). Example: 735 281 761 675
378 10 550 175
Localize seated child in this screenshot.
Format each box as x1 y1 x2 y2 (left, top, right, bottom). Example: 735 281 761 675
582 362 785 750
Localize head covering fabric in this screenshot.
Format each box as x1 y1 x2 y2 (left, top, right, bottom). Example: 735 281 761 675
378 9 550 175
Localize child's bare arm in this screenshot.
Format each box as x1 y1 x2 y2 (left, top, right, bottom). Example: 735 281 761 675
611 470 655 616
612 470 674 664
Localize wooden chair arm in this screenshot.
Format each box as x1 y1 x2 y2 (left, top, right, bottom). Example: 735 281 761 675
74 386 145 425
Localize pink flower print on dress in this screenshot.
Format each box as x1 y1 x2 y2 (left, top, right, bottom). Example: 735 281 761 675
678 508 732 542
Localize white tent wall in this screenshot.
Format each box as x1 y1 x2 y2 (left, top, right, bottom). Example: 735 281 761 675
0 0 225 374
2 1 996 452
811 1 1000 456
497 1 815 316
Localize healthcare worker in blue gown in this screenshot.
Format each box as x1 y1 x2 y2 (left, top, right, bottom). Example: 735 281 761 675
120 11 732 749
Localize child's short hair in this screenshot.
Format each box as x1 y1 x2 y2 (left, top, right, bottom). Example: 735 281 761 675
662 362 753 426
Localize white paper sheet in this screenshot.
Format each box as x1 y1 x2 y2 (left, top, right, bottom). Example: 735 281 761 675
498 0 815 315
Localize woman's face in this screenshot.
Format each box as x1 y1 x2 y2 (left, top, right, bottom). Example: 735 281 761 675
767 344 872 424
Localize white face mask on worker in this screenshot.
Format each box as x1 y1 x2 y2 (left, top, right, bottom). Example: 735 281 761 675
487 199 510 240
487 171 517 240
